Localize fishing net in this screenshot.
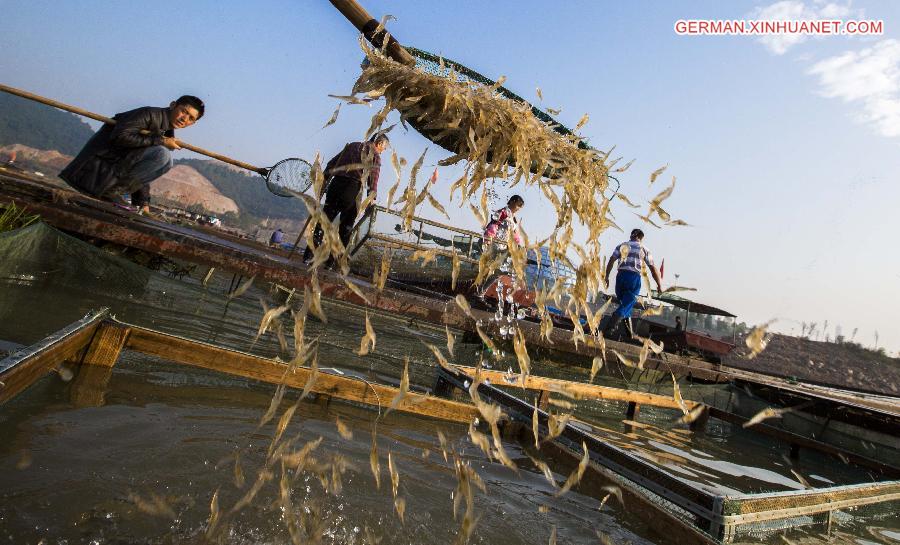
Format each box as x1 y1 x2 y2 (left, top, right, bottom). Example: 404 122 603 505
348 206 579 292
403 47 590 150
348 206 480 289
265 158 313 198
0 222 151 297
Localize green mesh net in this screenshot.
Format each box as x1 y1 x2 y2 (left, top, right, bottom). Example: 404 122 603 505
405 47 589 149
0 222 151 296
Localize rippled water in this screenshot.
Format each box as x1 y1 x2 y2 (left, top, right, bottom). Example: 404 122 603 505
0 226 896 544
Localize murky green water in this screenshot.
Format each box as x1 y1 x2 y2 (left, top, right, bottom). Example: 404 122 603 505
0 224 896 544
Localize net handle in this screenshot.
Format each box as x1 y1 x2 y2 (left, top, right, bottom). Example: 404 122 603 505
328 0 415 66
0 83 266 175
286 176 333 260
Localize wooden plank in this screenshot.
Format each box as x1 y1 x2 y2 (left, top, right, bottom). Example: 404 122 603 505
367 234 479 264
70 364 115 408
67 321 130 407
457 365 696 411
437 367 721 513
375 205 484 239
723 480 900 516
124 326 478 424
462 366 897 475
626 401 641 420
0 310 107 404
444 374 718 544
81 322 130 367
537 389 551 411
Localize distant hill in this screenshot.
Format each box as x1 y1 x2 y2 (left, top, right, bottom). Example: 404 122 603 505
0 92 95 156
724 333 899 396
0 143 71 173
175 158 306 221
150 165 239 214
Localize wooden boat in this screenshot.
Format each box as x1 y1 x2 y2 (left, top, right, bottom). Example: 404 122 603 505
641 293 738 363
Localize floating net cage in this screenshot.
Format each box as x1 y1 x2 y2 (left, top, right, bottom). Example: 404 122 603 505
559 403 898 543
348 205 482 287
0 222 151 296
437 365 900 544
716 485 900 541
349 206 576 291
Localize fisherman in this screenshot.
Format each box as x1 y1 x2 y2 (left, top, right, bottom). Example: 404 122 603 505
302 134 389 263
601 228 663 338
269 228 284 248
60 95 205 213
483 195 524 247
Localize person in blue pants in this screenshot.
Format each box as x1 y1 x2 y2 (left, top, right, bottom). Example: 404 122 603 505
601 229 663 338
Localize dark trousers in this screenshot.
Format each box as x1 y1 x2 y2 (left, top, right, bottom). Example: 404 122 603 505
122 146 173 193
303 176 360 261
64 145 173 201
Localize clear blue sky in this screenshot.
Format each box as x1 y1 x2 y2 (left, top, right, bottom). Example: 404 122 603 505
3 0 900 353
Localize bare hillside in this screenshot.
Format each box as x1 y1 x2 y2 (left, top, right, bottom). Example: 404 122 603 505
724 333 900 396
151 165 239 214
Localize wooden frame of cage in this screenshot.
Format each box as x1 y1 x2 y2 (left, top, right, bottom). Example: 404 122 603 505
433 366 900 542
1 310 898 544
452 367 897 475
0 310 714 544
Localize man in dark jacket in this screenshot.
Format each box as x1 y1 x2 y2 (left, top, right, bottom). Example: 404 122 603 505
60 95 204 212
303 134 389 262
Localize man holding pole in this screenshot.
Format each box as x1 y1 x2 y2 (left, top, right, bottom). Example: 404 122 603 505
60 96 204 212
601 228 663 338
302 134 389 263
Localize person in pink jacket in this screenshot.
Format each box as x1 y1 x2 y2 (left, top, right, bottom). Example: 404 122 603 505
483 195 524 247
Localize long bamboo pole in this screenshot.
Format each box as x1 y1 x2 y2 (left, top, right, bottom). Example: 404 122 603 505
0 83 266 175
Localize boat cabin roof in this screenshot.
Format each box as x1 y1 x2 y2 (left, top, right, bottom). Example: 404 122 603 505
653 292 736 318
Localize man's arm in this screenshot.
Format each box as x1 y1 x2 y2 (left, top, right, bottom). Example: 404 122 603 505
644 251 662 293
109 108 165 149
649 264 663 293
323 145 348 180
604 254 617 289
368 160 380 195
